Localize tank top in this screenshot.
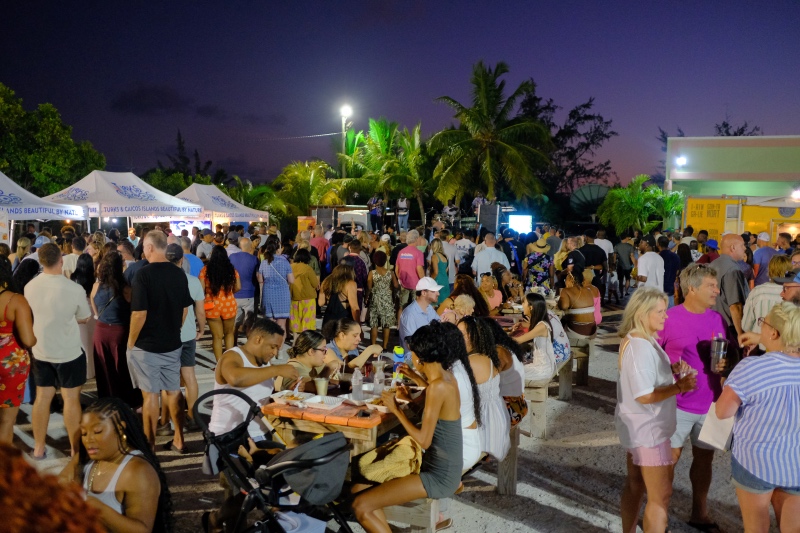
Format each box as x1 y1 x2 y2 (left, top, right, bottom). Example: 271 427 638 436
450 361 476 428
477 364 511 460
93 284 130 325
82 450 143 515
208 347 273 438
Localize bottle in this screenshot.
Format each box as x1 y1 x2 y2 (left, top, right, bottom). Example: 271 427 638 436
393 346 405 380
352 367 364 401
373 362 385 396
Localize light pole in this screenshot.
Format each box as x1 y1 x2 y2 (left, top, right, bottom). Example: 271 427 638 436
340 104 352 178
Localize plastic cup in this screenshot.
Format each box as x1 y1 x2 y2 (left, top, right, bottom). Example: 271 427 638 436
313 377 329 396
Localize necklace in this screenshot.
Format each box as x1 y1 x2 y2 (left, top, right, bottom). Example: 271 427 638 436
87 461 102 492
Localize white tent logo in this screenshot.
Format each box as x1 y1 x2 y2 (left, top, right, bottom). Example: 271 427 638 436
111 182 156 202
53 187 89 201
0 190 23 205
210 195 238 209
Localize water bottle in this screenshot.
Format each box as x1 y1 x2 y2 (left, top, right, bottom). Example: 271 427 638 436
373 363 385 396
352 367 364 401
393 346 405 380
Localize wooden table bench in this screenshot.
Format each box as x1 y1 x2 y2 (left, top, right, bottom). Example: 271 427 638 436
523 355 575 439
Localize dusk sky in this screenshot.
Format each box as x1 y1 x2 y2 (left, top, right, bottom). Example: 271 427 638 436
4 1 800 188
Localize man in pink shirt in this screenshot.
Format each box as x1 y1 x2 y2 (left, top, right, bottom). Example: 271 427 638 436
310 225 328 264
395 229 425 320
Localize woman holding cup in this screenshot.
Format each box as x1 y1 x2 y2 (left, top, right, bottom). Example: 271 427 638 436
617 286 697 533
274 330 339 394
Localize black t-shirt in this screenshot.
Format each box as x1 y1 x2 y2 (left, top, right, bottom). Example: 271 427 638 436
131 261 193 353
564 249 586 271
580 244 607 271
389 243 408 267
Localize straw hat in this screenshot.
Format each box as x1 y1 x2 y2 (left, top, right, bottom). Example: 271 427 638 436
529 236 550 253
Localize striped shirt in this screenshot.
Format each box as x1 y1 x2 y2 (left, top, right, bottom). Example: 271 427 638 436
726 351 800 487
741 282 783 334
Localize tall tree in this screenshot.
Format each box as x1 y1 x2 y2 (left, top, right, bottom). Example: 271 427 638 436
517 81 618 194
157 130 229 185
140 169 212 196
385 124 438 225
272 160 337 218
221 175 286 222
714 116 762 137
430 61 550 202
0 83 105 196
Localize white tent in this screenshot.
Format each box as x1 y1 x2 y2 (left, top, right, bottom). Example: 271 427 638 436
45 170 203 219
171 183 269 225
0 170 87 242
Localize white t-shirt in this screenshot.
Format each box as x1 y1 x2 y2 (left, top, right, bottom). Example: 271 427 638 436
196 241 215 260
181 273 205 343
594 238 614 258
25 273 92 363
637 251 664 289
455 238 475 262
61 253 81 278
615 335 676 448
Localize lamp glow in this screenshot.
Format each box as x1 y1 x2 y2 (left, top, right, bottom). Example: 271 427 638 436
675 156 687 167
791 189 800 201
340 105 352 118
103 217 110 222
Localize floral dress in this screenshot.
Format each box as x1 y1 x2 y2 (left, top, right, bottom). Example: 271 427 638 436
200 268 240 320
0 295 30 408
525 252 553 290
369 269 396 329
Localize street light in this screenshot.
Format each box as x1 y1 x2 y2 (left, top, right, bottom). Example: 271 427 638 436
675 156 687 167
340 105 352 178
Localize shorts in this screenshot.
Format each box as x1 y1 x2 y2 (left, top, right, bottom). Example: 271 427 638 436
180 339 196 367
235 298 255 325
670 408 715 450
617 266 633 283
398 286 415 308
627 440 674 467
127 346 182 393
33 353 87 389
731 456 800 495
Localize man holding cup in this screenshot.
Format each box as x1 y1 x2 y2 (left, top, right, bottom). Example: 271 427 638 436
659 264 729 531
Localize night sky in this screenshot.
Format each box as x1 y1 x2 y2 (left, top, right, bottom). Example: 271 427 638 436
4 1 800 188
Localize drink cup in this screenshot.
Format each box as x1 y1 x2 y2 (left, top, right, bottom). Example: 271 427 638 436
313 377 329 396
710 336 729 374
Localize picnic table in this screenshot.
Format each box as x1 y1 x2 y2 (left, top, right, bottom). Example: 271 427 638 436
261 400 409 457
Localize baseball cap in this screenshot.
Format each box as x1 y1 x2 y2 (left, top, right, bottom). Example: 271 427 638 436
642 235 656 249
226 230 239 244
706 239 719 250
380 234 391 242
502 228 514 239
416 277 444 292
32 235 50 249
201 228 213 236
773 269 800 285
757 232 770 242
165 243 184 262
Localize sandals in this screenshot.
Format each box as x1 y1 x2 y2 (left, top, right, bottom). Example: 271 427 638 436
435 518 453 531
162 442 189 454
686 521 723 533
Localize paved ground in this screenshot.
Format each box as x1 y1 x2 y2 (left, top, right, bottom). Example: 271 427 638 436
16 295 768 532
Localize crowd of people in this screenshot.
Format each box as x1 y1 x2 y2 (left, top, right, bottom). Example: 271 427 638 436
0 217 798 532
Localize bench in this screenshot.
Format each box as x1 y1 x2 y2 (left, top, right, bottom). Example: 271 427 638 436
522 355 576 439
383 426 523 530
567 335 597 386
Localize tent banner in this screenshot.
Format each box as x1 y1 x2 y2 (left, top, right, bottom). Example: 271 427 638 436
0 204 86 219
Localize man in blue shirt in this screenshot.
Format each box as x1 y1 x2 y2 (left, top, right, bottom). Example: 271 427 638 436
398 277 442 349
230 238 260 338
180 236 203 277
753 232 782 287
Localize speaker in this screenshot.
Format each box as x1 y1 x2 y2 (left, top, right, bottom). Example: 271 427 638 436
477 204 500 233
314 207 337 229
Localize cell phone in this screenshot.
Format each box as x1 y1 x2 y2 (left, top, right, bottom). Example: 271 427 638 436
356 409 372 418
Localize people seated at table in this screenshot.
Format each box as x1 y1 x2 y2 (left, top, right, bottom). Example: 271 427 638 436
558 266 600 344
513 292 571 382
493 265 524 304
457 316 510 461
439 294 476 324
59 397 173 533
208 317 298 440
483 318 528 427
352 321 464 533
437 273 490 317
274 330 340 393
323 317 383 369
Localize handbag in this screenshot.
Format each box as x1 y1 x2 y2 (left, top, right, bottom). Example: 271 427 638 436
697 402 734 451
355 436 422 483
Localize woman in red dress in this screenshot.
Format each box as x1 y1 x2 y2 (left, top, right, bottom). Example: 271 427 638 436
0 255 37 444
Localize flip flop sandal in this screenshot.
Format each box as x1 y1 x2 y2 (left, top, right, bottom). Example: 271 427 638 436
435 518 453 531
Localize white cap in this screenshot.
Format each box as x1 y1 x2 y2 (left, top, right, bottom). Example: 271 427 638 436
757 231 770 242
415 277 443 292
380 234 391 242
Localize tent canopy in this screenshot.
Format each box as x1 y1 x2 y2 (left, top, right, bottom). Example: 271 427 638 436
175 184 269 223
45 170 202 218
0 170 86 220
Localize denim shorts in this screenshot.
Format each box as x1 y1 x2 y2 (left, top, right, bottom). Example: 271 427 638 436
731 456 800 496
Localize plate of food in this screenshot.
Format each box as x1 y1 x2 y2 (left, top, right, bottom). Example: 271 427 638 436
303 395 345 410
363 396 390 413
270 390 314 405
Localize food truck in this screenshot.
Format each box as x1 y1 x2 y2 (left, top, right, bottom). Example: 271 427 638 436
683 195 800 241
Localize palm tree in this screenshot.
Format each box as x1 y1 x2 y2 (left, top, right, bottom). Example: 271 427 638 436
597 174 660 234
381 124 438 225
272 160 338 217
221 175 286 222
651 188 685 230
430 61 551 202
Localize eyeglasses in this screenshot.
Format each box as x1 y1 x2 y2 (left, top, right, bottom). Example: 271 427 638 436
311 346 327 354
757 317 776 331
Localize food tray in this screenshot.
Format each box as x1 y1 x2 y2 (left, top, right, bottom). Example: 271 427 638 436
303 395 345 410
363 397 390 413
270 390 314 405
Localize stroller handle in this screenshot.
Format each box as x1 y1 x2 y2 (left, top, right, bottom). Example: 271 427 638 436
192 388 261 436
262 442 352 478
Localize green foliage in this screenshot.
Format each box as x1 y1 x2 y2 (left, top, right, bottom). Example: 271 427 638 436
220 175 286 223
430 61 550 202
273 160 337 217
0 83 105 196
597 174 684 234
158 130 229 185
140 168 212 196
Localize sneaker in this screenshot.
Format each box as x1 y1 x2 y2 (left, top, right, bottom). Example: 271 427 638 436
185 417 200 432
156 423 173 436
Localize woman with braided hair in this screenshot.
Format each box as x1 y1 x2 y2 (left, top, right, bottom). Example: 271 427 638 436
60 397 174 533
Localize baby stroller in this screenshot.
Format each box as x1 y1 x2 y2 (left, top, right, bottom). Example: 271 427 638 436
195 389 354 533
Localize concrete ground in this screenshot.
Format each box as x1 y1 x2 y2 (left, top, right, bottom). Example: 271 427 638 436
15 298 767 532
